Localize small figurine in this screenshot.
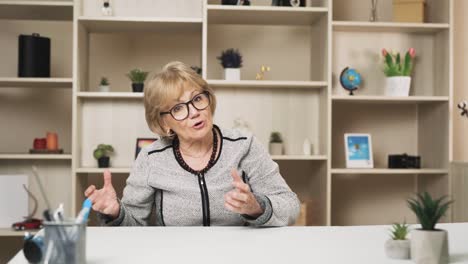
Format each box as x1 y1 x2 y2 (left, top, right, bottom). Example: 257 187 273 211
102 0 112 16
458 100 468 117
256 65 271 80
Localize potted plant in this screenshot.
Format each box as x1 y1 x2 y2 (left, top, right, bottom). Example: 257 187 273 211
385 222 411 259
407 192 453 264
99 77 110 92
126 68 149 93
93 144 114 168
269 132 283 155
217 48 243 81
381 48 416 96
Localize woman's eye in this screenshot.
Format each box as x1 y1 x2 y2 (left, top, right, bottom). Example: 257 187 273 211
193 95 202 102
172 105 183 113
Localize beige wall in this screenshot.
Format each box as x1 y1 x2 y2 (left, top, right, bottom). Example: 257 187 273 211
454 0 468 162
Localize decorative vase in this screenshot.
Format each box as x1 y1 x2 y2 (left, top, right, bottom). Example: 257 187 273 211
224 68 240 81
269 143 283 155
302 138 311 155
98 85 110 92
98 157 110 168
132 83 144 93
101 1 113 16
411 229 449 264
385 76 411 96
385 239 410 260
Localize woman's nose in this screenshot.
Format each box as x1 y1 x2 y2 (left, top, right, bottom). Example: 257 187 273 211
188 103 200 118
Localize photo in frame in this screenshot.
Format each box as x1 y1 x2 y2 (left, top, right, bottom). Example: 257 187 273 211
344 133 373 168
135 138 157 159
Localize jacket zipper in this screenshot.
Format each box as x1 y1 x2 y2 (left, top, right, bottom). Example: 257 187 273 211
197 172 211 226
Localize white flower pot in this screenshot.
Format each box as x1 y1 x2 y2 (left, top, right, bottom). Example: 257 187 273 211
224 68 240 81
385 76 411 96
411 229 449 264
99 85 110 92
385 239 410 260
269 143 283 155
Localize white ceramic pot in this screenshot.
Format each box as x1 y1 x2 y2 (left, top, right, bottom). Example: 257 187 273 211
269 143 283 155
224 68 240 81
385 76 411 96
385 239 410 260
411 229 449 264
99 85 110 92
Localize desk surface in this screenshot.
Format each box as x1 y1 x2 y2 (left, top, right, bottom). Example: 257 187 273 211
9 223 468 264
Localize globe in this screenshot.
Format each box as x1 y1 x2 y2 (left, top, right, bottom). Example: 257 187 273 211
340 67 362 95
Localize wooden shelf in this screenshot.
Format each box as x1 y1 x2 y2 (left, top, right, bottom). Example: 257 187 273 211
332 21 450 33
78 16 202 33
271 155 327 160
332 95 450 104
0 228 38 237
207 5 328 25
0 154 72 160
0 77 73 88
0 1 73 20
331 168 449 175
77 92 143 99
76 168 131 174
207 80 327 89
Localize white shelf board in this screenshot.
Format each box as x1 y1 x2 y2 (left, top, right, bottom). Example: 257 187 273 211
207 80 327 89
207 5 328 25
271 155 327 160
0 1 73 20
332 21 450 33
0 77 73 88
331 168 449 175
78 16 202 33
0 228 38 237
332 95 450 104
0 154 72 160
77 92 143 99
76 168 131 174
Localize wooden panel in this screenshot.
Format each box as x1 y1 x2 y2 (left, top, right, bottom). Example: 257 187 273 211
451 162 468 222
0 1 73 21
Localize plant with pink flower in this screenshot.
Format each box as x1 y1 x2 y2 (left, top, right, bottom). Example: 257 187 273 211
381 48 416 77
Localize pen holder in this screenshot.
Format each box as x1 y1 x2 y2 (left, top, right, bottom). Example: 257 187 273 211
42 220 86 264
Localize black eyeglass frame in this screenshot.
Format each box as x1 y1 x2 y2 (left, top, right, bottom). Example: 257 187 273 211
160 91 211 121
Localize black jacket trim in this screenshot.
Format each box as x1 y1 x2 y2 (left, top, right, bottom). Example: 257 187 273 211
223 136 247 142
160 190 166 226
148 145 173 155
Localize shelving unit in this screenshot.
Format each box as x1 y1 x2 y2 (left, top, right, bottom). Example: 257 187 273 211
0 0 455 233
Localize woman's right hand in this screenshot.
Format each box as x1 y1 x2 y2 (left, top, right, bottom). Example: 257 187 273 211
84 169 120 219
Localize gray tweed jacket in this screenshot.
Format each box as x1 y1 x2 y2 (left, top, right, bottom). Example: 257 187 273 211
104 125 300 226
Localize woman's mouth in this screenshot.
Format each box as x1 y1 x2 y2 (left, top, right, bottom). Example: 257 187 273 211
193 121 205 129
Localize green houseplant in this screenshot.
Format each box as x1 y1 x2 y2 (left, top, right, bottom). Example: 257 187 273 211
126 68 149 93
385 222 411 259
269 132 283 155
99 77 110 92
381 48 416 96
217 48 243 81
93 144 114 168
407 192 453 264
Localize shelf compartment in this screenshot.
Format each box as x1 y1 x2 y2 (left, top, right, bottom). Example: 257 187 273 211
331 168 448 175
78 17 202 33
0 77 72 88
208 80 327 89
332 21 449 34
332 95 449 104
0 154 72 160
207 5 328 25
0 228 38 237
0 1 73 20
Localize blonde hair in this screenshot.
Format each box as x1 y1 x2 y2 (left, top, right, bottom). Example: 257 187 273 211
144 61 216 137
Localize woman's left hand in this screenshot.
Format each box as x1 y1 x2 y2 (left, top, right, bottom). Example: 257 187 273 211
224 169 264 218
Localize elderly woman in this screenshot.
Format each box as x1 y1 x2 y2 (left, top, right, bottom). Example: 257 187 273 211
85 61 300 226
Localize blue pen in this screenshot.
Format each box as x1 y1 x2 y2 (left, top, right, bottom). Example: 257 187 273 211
76 198 92 224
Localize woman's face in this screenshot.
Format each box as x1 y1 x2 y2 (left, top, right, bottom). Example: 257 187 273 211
163 88 213 142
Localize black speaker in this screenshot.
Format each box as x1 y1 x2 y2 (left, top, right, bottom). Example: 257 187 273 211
18 33 50 77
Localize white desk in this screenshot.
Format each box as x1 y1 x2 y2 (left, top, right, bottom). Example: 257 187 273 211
9 223 468 264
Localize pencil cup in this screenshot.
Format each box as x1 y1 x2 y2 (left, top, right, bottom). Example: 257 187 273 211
43 220 86 264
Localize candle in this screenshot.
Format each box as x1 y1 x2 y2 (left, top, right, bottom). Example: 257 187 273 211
46 132 58 150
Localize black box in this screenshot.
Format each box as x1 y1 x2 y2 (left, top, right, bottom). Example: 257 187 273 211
18 33 50 77
388 154 421 169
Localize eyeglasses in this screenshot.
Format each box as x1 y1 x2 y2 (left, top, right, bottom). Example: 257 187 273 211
160 91 211 121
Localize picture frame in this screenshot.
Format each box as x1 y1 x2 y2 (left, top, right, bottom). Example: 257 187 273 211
344 133 373 168
135 138 157 159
